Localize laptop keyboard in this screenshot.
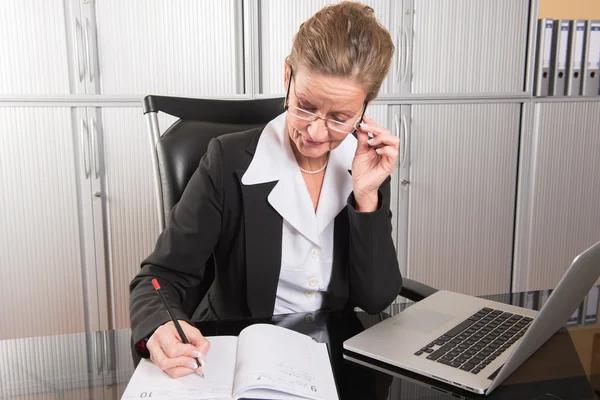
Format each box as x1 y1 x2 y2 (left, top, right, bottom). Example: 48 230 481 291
413 307 532 375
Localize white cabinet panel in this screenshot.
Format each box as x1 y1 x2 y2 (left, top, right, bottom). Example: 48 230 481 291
101 108 160 329
0 334 91 398
93 0 240 96
259 0 391 95
365 104 389 132
0 1 70 94
0 107 85 338
513 102 600 292
411 0 529 93
407 104 520 296
391 105 410 282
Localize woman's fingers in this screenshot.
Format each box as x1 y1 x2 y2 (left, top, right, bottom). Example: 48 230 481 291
162 338 202 359
358 115 389 137
367 133 399 149
375 145 398 161
149 344 201 373
164 366 199 379
355 116 399 172
358 116 399 157
149 322 205 358
147 320 208 377
181 321 211 356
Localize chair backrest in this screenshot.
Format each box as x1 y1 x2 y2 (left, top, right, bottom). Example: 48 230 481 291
144 95 285 225
143 95 285 316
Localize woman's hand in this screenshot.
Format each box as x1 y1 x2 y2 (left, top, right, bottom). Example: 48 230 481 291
351 115 400 212
146 320 210 378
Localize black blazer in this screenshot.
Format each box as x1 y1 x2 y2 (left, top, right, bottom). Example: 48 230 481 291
130 127 402 346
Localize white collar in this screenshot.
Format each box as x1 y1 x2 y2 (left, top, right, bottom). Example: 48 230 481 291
241 112 356 245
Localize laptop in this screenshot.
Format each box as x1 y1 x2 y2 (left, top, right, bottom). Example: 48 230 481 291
343 240 600 395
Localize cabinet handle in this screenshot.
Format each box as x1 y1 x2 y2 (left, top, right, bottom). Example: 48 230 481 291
95 332 104 374
395 27 402 85
104 333 112 376
74 18 85 82
90 117 100 178
84 17 93 83
400 114 408 169
80 119 90 179
394 112 401 166
401 26 409 84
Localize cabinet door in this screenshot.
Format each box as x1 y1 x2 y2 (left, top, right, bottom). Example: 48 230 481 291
391 0 414 93
406 103 520 296
258 0 391 95
513 102 600 292
0 1 71 94
410 0 529 93
0 107 87 338
99 108 161 329
86 107 110 331
89 0 242 96
0 333 94 398
390 105 411 280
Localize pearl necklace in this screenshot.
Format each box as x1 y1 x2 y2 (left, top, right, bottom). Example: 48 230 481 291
299 159 328 174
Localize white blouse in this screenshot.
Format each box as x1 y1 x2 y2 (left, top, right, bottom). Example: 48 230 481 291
241 113 356 315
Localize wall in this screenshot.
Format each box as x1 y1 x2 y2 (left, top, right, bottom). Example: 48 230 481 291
538 0 600 19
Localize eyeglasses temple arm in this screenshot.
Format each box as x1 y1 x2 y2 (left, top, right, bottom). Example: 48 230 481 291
353 99 369 132
284 67 293 110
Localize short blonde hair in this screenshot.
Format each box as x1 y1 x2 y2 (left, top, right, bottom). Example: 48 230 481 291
288 2 394 102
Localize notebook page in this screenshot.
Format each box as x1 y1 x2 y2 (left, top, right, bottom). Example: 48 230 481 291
121 336 238 400
235 343 338 400
232 324 332 400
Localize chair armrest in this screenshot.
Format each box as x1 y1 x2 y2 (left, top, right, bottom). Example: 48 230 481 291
399 278 438 302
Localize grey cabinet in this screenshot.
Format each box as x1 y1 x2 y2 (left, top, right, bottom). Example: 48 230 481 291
90 0 243 96
408 0 530 93
0 333 93 398
513 101 600 292
0 107 88 338
388 105 411 276
0 2 71 94
397 104 521 296
100 107 161 329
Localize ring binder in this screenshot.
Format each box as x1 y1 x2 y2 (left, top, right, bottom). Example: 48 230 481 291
582 20 600 96
566 20 586 96
534 19 554 97
550 20 571 96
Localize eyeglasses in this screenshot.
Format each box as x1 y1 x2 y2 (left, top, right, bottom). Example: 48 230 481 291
284 67 367 135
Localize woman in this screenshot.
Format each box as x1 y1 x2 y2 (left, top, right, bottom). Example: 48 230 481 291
130 1 401 378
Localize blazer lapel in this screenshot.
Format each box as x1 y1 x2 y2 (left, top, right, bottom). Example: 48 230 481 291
236 173 283 317
329 210 350 311
268 172 320 246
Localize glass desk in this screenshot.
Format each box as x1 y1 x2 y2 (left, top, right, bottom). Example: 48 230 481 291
1 288 599 399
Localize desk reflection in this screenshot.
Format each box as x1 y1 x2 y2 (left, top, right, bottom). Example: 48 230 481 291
0 286 599 399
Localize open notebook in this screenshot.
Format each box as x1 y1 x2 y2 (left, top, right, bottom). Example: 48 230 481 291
121 324 339 400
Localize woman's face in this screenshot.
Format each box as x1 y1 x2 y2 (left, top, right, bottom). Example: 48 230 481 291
284 65 368 160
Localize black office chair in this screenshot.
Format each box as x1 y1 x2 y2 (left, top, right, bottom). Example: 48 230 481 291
142 95 436 318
